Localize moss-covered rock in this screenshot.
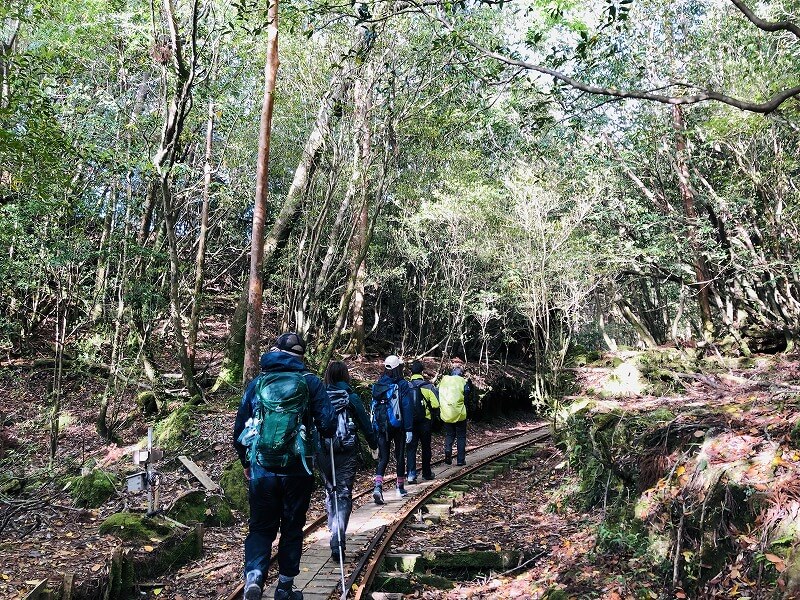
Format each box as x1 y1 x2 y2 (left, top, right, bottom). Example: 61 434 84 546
791 419 800 448
99 512 173 541
153 404 196 451
374 572 414 593
68 469 117 508
169 490 235 527
416 573 454 590
0 473 25 495
220 460 249 515
136 391 160 416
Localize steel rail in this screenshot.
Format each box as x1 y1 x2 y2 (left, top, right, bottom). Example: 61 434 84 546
352 424 551 600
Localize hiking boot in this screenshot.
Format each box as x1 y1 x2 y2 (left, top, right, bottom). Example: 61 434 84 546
444 456 452 465
396 486 408 498
331 547 345 561
274 580 303 600
244 570 263 600
407 475 417 484
372 485 384 505
456 461 466 466
422 472 435 481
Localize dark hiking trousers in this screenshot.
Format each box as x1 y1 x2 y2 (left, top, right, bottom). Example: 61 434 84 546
245 468 314 578
376 425 406 481
316 447 358 551
443 420 467 465
407 419 433 480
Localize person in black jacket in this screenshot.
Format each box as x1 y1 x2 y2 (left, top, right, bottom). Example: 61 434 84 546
315 361 377 559
371 355 415 504
406 360 439 482
233 332 336 600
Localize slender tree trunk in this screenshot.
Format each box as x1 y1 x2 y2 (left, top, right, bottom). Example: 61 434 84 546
672 105 714 341
148 0 201 399
617 296 658 348
0 19 20 109
349 71 372 355
50 270 70 469
91 185 116 322
188 98 214 367
244 0 280 384
161 179 203 401
97 203 133 439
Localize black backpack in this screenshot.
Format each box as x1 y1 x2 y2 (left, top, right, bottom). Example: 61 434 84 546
323 388 357 453
410 380 431 423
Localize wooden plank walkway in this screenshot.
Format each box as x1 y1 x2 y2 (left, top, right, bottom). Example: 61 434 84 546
260 428 545 600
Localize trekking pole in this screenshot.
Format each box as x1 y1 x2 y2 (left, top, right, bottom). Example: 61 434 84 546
330 443 348 600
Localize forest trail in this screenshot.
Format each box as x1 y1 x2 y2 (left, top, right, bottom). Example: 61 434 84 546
2 349 799 599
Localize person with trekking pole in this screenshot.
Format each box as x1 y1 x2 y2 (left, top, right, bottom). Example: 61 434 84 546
315 361 377 561
233 332 336 600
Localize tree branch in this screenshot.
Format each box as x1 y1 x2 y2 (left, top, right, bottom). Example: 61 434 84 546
416 2 800 114
728 0 800 39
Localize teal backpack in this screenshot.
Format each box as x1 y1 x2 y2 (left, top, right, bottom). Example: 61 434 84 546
247 371 311 473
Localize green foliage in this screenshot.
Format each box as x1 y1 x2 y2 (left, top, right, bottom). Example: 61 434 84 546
595 515 648 556
791 420 800 449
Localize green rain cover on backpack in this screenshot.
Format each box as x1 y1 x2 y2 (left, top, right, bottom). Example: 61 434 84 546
252 371 310 471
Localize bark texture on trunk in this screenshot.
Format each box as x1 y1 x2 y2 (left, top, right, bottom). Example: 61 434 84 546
244 0 280 384
672 105 714 341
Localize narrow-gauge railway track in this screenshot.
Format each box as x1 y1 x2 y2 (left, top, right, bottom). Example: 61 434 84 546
226 424 550 600
352 425 550 599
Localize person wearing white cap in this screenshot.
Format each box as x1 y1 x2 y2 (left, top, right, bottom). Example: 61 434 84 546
369 354 415 503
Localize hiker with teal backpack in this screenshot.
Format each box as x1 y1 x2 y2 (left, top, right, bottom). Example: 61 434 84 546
233 332 336 600
406 360 439 483
315 361 377 560
371 355 415 504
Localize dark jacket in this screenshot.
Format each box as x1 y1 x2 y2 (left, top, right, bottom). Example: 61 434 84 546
409 373 440 421
328 380 378 450
373 373 415 433
233 351 336 472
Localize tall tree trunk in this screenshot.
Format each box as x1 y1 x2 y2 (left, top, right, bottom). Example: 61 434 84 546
151 0 201 400
672 105 714 341
91 185 115 322
97 203 133 439
244 0 280 384
319 201 380 370
188 98 214 367
162 179 203 401
349 71 372 355
0 19 20 109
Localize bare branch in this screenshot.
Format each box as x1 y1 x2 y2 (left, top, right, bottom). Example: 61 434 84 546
415 2 800 114
475 44 800 114
728 0 800 39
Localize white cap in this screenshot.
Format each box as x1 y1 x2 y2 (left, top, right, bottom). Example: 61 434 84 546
384 355 402 370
